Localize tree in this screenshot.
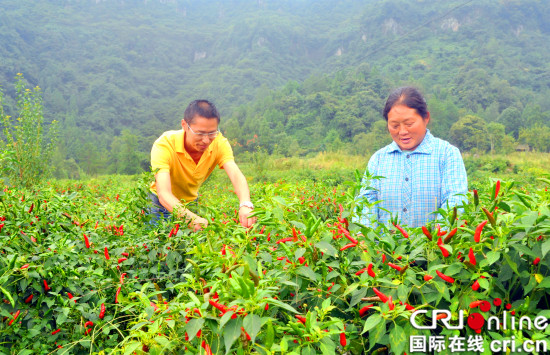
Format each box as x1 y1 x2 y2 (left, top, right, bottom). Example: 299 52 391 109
110 130 144 175
0 73 58 187
498 107 523 139
519 124 550 152
449 115 490 153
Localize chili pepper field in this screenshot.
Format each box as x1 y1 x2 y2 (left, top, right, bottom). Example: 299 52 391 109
1 166 550 354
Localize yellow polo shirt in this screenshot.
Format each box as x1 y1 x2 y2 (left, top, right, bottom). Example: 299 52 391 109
150 129 234 202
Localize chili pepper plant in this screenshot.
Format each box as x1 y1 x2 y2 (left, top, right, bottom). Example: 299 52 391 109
0 172 549 354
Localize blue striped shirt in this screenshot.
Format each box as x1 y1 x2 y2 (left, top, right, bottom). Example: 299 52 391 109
355 130 468 228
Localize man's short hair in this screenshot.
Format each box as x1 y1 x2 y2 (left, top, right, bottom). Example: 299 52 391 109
184 100 220 124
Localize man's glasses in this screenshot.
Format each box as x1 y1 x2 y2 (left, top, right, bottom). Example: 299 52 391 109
186 122 219 138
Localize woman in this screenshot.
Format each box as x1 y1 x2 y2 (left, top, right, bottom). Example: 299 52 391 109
356 87 467 228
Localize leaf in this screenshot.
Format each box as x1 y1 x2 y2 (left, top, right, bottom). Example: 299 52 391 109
502 253 520 276
268 298 298 314
350 288 367 308
272 196 287 206
390 323 406 355
223 318 243 354
362 313 382 334
512 244 536 259
123 341 142 355
243 313 261 343
297 266 318 282
485 251 501 266
315 241 337 257
542 239 550 259
186 318 204 341
537 277 550 289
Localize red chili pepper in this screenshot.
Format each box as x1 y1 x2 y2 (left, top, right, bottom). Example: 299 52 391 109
28 203 34 213
533 257 541 265
355 268 367 276
436 270 455 283
494 180 500 199
43 280 51 292
104 247 110 260
468 248 477 266
51 329 61 335
472 280 480 291
265 303 269 311
372 287 389 303
424 274 434 281
201 340 213 355
474 220 488 243
367 263 376 277
438 243 450 258
25 294 33 303
67 292 74 300
359 304 373 317
209 299 228 314
340 332 347 347
295 315 306 324
422 226 432 241
99 303 105 319
387 296 394 310
436 224 446 237
118 258 127 263
403 303 415 311
276 237 294 244
84 321 94 328
292 227 299 240
121 252 129 257
83 234 90 249
298 256 306 265
20 264 30 270
393 223 409 238
444 228 457 243
382 254 386 263
387 262 402 272
115 287 121 303
9 310 20 325
344 232 358 244
469 300 483 308
85 328 92 335
340 242 357 251
241 327 252 341
120 273 127 284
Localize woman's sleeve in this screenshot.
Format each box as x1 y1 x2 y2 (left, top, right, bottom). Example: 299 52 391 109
441 145 468 209
353 153 380 226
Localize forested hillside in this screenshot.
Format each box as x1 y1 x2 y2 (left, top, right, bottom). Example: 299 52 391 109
1 0 549 177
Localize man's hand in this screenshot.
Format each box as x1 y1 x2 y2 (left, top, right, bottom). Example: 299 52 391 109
239 206 256 228
190 216 209 232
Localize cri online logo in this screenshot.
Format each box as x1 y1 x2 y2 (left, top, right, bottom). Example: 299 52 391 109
410 297 550 332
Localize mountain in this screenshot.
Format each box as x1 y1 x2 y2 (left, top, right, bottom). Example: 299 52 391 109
1 0 549 175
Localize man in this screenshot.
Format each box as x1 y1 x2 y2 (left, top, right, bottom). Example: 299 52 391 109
149 99 255 231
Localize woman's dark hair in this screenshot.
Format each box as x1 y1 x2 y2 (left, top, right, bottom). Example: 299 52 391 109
382 87 429 121
184 99 220 124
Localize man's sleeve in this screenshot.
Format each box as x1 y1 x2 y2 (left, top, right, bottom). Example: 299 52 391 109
353 153 380 227
217 136 235 169
151 136 171 174
441 145 468 209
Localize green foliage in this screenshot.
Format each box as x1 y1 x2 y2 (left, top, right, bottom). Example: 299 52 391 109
0 74 58 188
1 167 550 353
449 115 490 153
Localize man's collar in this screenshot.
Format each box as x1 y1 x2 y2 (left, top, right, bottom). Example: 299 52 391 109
387 129 433 154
